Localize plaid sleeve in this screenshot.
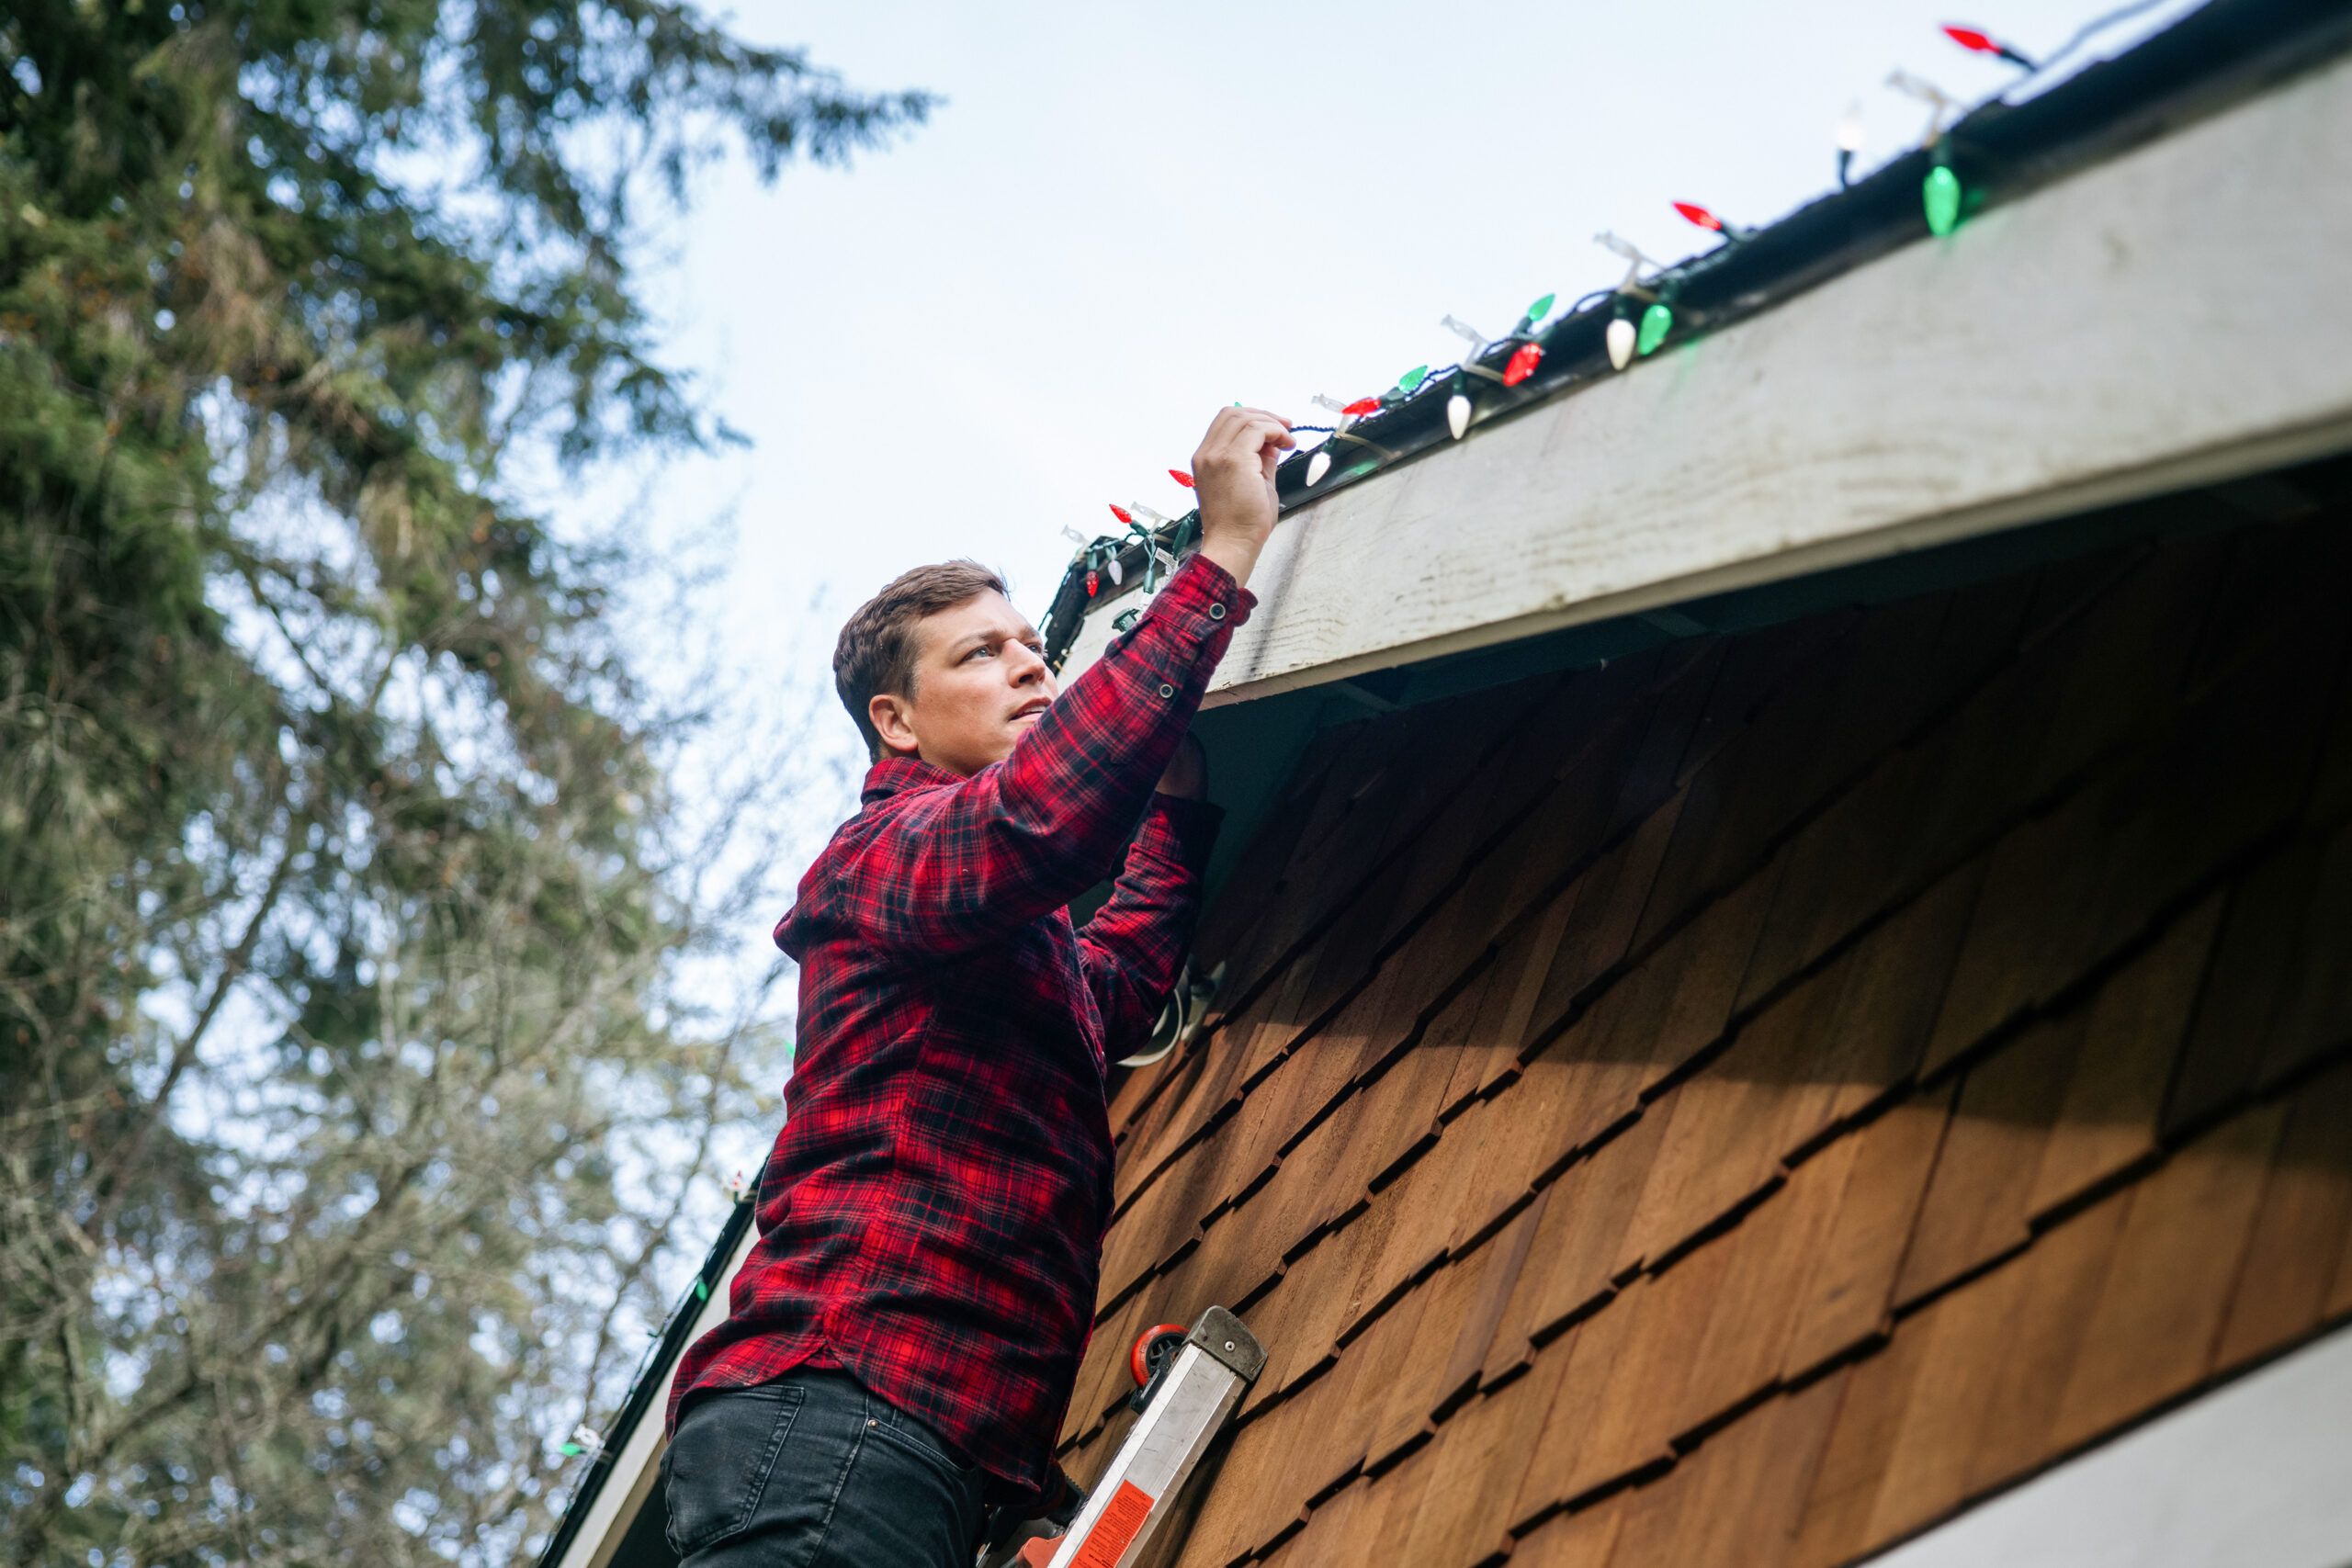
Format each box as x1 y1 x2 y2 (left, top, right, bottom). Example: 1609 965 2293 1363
1076 793 1223 1052
830 552 1255 957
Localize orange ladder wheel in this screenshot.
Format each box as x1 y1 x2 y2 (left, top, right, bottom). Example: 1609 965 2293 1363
1129 1323 1187 1389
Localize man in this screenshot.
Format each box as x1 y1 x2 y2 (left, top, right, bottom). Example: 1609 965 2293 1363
660 404 1295 1566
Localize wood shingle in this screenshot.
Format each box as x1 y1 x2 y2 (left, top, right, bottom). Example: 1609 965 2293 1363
1067 496 2352 1566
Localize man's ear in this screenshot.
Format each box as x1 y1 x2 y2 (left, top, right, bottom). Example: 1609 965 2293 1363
868 691 920 757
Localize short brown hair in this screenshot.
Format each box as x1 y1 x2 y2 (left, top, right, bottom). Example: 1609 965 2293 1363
833 559 1012 761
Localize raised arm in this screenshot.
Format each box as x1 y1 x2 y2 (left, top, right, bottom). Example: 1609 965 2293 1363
835 560 1245 956
827 407 1290 957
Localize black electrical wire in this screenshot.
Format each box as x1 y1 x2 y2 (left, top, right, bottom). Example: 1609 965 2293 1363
2023 0 2179 85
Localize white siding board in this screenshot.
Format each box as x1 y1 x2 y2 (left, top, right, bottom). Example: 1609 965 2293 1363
1864 1322 2352 1568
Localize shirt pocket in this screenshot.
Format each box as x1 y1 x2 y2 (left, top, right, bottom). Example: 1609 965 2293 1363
661 1383 808 1556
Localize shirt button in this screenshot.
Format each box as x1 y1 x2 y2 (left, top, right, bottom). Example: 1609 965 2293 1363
1207 602 1227 620
1157 682 1176 700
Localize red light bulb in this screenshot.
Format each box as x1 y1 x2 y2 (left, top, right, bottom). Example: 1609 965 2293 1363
1942 24 2033 65
1673 201 1724 231
1108 504 1134 525
1170 469 1194 488
1341 396 1381 418
1502 342 1544 388
1086 570 1100 597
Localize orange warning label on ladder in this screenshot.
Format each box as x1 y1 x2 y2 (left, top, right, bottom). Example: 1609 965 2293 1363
1069 1481 1155 1568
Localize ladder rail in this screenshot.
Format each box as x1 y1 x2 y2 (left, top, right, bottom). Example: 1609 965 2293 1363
1029 1306 1263 1568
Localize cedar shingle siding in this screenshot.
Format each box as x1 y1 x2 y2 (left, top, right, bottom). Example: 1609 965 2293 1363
1058 498 2352 1568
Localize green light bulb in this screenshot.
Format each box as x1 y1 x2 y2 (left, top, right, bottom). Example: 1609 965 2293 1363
1924 164 1962 236
1397 364 1429 393
1636 301 1673 356
1526 291 1555 323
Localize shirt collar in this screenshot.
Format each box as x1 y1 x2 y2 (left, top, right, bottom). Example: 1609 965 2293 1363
862 751 967 804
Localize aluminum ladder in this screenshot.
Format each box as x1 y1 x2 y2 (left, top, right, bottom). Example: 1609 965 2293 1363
1003 1304 1263 1568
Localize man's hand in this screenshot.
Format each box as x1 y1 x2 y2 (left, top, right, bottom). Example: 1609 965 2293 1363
1191 405 1293 591
1155 733 1206 800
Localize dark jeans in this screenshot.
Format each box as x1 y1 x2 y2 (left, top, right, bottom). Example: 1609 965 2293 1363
661 1367 989 1568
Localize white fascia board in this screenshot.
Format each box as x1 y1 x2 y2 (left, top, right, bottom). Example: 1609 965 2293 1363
550 1222 760 1568
1864 1321 2352 1568
1057 48 2352 706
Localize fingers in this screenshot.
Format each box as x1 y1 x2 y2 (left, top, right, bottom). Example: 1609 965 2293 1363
1207 404 1293 440
1196 406 1296 467
1234 406 1296 448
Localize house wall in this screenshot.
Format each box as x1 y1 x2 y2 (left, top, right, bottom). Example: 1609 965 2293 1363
1055 489 2352 1568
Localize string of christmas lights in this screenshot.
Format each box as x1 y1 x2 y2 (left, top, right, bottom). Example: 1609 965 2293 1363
1044 6 2199 651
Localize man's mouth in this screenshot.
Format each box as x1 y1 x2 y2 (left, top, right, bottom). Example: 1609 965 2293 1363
1011 699 1050 722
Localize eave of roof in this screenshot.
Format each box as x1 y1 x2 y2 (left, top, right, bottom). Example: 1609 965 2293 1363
1040 0 2352 677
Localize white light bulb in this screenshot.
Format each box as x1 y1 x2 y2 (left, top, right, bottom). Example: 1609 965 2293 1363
1107 557 1123 586
1837 102 1865 154
1306 449 1331 486
1606 318 1637 371
1447 391 1472 440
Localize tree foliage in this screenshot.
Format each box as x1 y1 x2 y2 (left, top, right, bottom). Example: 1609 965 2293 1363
0 1 926 1560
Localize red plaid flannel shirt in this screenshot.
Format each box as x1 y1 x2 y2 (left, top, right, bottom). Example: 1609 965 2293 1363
666 552 1255 1513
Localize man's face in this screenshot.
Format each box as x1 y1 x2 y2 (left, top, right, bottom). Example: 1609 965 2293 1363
868 590 1057 776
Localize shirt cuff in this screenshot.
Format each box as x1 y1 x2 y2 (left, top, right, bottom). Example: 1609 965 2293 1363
1098 549 1256 668
1143 792 1226 873
1170 550 1258 628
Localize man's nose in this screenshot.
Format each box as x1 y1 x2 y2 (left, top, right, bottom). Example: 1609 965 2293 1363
1009 643 1052 692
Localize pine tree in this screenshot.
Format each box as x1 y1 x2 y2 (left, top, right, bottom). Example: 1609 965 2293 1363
0 3 928 1560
